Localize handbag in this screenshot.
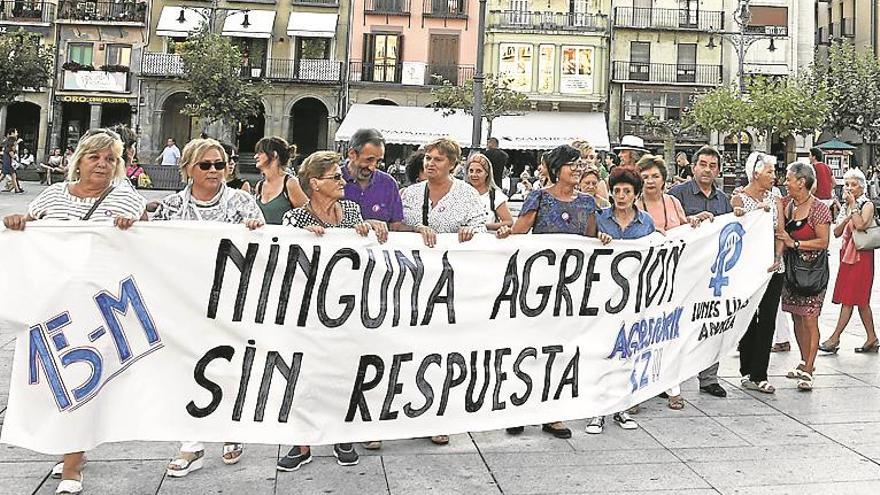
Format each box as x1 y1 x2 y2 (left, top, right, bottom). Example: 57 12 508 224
782 201 829 296
851 202 880 250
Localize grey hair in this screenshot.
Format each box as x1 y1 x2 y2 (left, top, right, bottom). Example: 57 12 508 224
787 161 816 190
843 168 867 190
349 128 385 153
745 151 777 182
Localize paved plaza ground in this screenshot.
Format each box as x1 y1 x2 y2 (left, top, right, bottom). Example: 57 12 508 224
2 184 880 494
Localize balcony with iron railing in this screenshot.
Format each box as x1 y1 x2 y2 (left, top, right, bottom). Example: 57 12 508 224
612 61 722 86
291 0 339 6
141 52 343 83
622 119 709 144
488 9 607 32
57 0 147 24
349 60 472 86
365 0 411 16
0 0 54 23
613 7 722 31
422 0 467 19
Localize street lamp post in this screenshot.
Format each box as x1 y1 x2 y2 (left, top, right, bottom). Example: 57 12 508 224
471 0 487 149
707 0 783 169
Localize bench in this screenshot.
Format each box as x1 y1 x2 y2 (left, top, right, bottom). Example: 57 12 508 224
141 165 184 190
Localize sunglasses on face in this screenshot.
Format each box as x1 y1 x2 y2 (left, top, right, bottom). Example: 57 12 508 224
319 173 343 181
196 161 226 171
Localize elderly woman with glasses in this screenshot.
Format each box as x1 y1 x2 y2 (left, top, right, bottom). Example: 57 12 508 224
820 168 878 354
776 162 832 391
466 152 513 231
732 152 785 395
3 128 147 495
153 139 264 478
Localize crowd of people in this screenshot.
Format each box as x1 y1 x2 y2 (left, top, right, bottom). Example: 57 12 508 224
2 125 878 495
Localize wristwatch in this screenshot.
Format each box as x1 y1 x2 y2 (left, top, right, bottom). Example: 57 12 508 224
794 240 801 250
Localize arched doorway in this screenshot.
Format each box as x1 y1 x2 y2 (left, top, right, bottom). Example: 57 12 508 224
5 102 40 156
237 102 265 155
366 98 398 106
161 93 194 151
290 98 328 158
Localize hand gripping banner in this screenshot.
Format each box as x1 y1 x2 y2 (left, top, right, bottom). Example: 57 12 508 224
0 212 773 454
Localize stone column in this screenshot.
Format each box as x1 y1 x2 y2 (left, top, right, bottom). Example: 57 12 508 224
89 103 102 130
0 105 7 137
37 105 50 160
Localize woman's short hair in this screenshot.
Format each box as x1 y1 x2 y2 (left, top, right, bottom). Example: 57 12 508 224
546 145 582 183
571 139 593 155
787 161 816 190
179 138 228 182
609 167 644 196
298 151 341 196
675 151 689 163
843 167 868 190
255 136 297 171
405 150 425 184
467 152 498 189
744 151 777 182
67 129 127 182
581 168 600 181
636 154 668 183
424 137 461 165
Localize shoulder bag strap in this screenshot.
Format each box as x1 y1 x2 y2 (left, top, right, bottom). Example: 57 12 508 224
82 186 116 221
422 182 430 226
489 188 498 222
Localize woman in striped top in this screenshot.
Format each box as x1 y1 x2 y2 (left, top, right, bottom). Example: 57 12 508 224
3 129 147 495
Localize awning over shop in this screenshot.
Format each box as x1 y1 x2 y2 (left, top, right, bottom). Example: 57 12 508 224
222 10 276 39
335 104 474 147
156 6 210 37
491 112 611 150
287 13 338 38
817 138 857 151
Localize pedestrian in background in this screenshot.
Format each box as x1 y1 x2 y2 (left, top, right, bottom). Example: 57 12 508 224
466 152 514 231
254 136 308 225
158 137 181 166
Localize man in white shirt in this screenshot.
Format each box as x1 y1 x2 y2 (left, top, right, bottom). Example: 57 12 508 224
158 138 181 166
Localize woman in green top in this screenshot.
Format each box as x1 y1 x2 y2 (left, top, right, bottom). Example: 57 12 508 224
254 136 308 224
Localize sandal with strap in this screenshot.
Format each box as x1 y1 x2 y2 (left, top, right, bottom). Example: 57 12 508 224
786 362 807 379
430 435 449 445
666 395 685 410
51 457 87 479
55 475 83 495
222 443 243 465
797 373 814 391
166 450 205 478
819 340 840 353
855 340 880 353
771 342 791 352
742 379 776 394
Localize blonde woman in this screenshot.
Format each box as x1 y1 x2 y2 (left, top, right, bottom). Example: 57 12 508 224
465 152 513 231
3 129 147 495
153 139 264 478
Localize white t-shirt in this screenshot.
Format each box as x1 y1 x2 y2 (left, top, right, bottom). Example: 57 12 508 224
479 189 508 223
160 145 181 166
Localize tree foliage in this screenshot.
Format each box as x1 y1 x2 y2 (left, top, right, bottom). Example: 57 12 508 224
808 40 880 141
0 31 54 106
687 85 750 137
177 31 267 127
431 74 528 138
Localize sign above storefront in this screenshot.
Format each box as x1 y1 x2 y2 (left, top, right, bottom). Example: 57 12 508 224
0 24 52 36
58 95 133 104
62 70 129 94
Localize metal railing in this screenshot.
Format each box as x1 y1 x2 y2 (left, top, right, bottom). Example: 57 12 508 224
613 7 722 31
141 53 343 83
57 0 146 23
142 52 185 77
349 60 403 83
612 61 722 85
291 0 339 6
489 10 607 32
425 64 474 86
422 0 467 18
622 120 709 144
364 0 411 15
0 0 54 22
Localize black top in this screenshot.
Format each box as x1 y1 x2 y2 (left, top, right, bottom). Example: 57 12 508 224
484 148 510 186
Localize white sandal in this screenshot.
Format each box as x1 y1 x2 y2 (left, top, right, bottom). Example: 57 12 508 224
166 450 205 478
786 362 807 379
52 458 87 479
55 475 83 495
222 443 244 465
797 373 814 391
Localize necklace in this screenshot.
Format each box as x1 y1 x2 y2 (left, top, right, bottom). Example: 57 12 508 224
794 195 811 207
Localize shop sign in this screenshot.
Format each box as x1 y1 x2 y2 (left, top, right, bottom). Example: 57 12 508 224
62 70 129 94
560 46 594 95
58 95 132 104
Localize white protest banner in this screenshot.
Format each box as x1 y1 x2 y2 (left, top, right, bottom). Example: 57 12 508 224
0 212 772 454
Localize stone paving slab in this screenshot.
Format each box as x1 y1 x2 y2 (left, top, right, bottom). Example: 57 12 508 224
637 417 751 449
35 460 167 495
671 443 859 462
713 414 834 446
156 458 276 495
358 434 478 456
274 455 388 495
717 480 880 495
481 449 680 468
383 453 500 494
687 456 880 490
0 461 52 494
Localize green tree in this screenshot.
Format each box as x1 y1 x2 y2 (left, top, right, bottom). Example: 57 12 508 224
431 74 528 139
0 31 54 106
809 40 880 140
747 75 828 146
177 30 267 131
639 114 692 165
688 85 750 139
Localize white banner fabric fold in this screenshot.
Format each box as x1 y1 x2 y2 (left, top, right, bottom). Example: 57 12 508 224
0 212 772 454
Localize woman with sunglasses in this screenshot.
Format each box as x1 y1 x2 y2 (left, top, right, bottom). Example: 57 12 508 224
152 138 264 478
254 136 308 224
3 128 147 495
221 142 251 193
466 152 513 231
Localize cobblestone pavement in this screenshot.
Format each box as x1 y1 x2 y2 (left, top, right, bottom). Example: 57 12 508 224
2 183 880 494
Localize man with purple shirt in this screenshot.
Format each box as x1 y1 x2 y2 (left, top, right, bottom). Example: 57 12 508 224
342 128 404 243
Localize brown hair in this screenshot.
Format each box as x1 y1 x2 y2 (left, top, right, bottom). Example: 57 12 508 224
424 137 461 165
298 151 341 196
256 136 297 170
636 154 668 183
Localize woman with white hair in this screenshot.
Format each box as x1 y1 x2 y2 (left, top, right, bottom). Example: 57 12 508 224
3 128 147 495
819 168 878 353
776 162 832 391
732 152 785 394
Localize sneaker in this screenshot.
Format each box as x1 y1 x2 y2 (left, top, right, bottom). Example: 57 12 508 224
613 412 638 430
276 446 312 472
362 441 382 450
14 188 25 194
584 416 605 434
505 426 525 435
333 443 359 466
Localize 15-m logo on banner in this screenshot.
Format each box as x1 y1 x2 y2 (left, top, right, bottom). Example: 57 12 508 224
26 276 163 412
709 222 745 297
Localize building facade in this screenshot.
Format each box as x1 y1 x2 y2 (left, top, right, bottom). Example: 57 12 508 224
0 1 57 160
139 0 349 166
816 0 880 58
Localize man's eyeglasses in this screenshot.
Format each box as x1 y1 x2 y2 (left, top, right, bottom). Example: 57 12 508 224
319 173 343 181
196 161 226 171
